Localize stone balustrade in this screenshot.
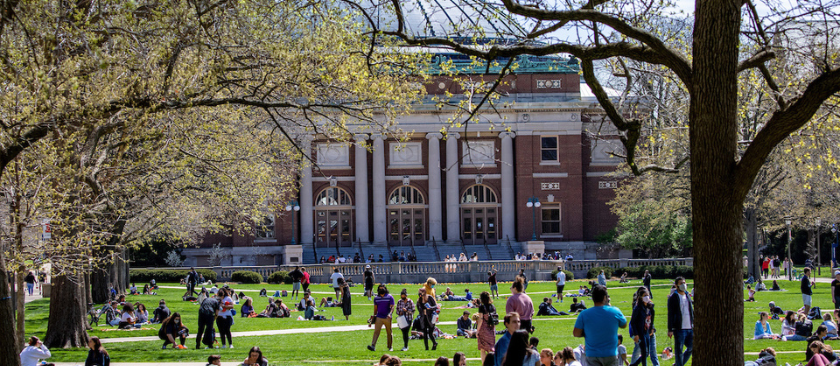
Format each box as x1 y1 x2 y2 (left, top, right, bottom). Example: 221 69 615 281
153 258 692 284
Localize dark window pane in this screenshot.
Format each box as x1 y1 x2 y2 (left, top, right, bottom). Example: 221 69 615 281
542 150 558 161
541 137 557 148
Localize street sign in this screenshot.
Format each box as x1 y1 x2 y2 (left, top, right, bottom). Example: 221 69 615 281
41 219 51 240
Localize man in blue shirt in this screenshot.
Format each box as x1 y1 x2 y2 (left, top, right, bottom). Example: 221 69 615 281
495 312 521 366
573 285 627 366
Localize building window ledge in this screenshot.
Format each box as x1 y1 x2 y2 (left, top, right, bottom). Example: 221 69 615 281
317 165 353 170
539 161 562 166
461 163 498 169
540 234 564 239
388 164 426 170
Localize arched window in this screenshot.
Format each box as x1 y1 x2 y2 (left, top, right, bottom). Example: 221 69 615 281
461 185 497 204
316 187 352 206
389 186 425 205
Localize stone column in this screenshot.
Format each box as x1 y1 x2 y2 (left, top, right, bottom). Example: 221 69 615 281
299 136 314 245
500 132 516 243
354 135 370 243
426 133 443 242
445 132 461 244
372 134 387 244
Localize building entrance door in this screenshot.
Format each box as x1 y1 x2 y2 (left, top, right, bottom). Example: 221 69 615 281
461 207 497 245
388 209 425 246
315 209 353 248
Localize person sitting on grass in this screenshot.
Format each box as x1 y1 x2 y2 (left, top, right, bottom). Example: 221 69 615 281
19 335 51 366
745 285 756 302
298 291 314 311
158 312 188 349
118 303 136 329
772 280 781 291
304 299 317 320
142 284 152 295
134 303 149 324
130 283 138 295
319 296 338 307
807 341 837 366
744 347 775 366
806 325 831 359
756 278 767 291
206 355 221 366
457 310 476 338
242 346 268 366
537 297 567 316
259 288 267 297
569 298 586 314
754 312 779 339
620 272 629 283
822 313 839 339
782 311 807 341
768 301 784 319
240 297 254 317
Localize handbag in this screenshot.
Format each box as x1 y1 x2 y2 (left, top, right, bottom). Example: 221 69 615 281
483 305 499 326
397 315 411 329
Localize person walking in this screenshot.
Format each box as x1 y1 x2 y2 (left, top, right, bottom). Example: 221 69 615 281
802 267 815 315
477 291 497 363
417 287 438 350
628 287 655 366
196 291 221 349
573 284 628 366
396 288 415 351
642 270 652 299
217 288 235 349
187 267 199 296
506 278 534 334
494 312 520 366
24 271 37 296
365 265 375 301
555 267 566 302
762 256 770 279
20 336 51 366
289 266 304 301
832 271 840 312
518 269 529 292
667 277 694 366
340 278 352 321
367 285 395 352
598 270 607 287
301 267 310 293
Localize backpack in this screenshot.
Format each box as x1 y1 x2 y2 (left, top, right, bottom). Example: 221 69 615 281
481 304 499 326
808 307 822 320
795 320 813 337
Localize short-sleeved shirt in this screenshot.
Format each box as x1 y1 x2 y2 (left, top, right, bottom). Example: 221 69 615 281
556 271 566 286
199 297 221 316
330 272 344 288
802 276 812 296
617 344 627 363
218 296 234 318
573 305 628 358
488 273 497 285
832 279 840 298
290 269 303 282
505 293 534 320
374 294 395 319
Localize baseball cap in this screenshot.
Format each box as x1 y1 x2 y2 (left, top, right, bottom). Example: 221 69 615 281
834 271 840 276
365 265 371 269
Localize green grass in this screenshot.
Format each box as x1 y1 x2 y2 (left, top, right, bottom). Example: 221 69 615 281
25 278 840 365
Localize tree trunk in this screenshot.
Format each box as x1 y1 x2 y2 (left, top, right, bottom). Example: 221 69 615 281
44 275 89 349
91 265 110 304
15 271 26 352
690 0 744 364
745 208 761 278
0 252 21 366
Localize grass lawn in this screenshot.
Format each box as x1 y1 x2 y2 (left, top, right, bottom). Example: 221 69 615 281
24 278 840 365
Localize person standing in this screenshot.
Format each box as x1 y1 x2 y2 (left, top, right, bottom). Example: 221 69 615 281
301 267 310 293
642 271 652 299
340 278 352 321
364 265 375 301
187 267 199 296
196 291 221 349
396 288 415 351
20 336 51 366
598 270 607 287
556 268 566 302
289 266 304 301
762 256 770 279
495 312 521 366
628 287 654 366
802 267 815 315
518 269 529 292
477 291 497 363
667 277 693 366
489 270 499 298
24 271 37 296
85 337 110 366
573 285 628 366
506 278 534 333
217 288 235 349
831 271 840 312
367 285 395 352
417 287 438 350
330 268 344 299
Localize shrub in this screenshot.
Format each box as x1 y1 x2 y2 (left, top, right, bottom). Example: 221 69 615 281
587 266 614 279
130 268 217 283
267 271 291 284
549 269 575 281
231 270 263 284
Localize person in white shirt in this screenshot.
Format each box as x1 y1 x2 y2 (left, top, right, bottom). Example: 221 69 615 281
330 268 344 298
338 254 346 263
20 336 51 366
555 267 566 303
667 277 694 366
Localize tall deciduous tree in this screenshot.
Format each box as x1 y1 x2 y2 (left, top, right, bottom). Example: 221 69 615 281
345 0 840 362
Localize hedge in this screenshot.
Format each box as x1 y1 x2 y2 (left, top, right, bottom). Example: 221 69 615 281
267 271 291 284
587 266 614 279
129 269 217 283
231 270 263 284
549 269 575 281
616 265 694 279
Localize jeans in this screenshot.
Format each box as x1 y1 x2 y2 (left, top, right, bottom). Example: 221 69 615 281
216 316 232 346
629 332 652 366
631 333 659 366
785 334 807 341
674 329 694 366
26 283 34 295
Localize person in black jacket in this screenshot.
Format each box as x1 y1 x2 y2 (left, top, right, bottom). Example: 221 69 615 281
159 312 188 349
802 267 815 315
629 287 653 366
85 336 110 366
643 271 652 298
667 277 694 366
187 268 199 296
196 292 221 349
152 299 170 324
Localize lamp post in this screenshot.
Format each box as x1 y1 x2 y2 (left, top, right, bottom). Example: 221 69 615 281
286 200 301 245
526 197 541 241
832 224 838 268
817 217 822 275
786 218 792 281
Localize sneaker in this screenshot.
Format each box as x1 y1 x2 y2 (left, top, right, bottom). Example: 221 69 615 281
222 345 228 349
432 344 437 351
401 347 408 351
367 345 375 352
161 345 167 350
229 345 234 349
389 348 393 352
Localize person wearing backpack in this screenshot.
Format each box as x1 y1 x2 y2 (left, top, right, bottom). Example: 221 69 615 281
477 291 498 364
196 291 221 349
745 347 777 366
